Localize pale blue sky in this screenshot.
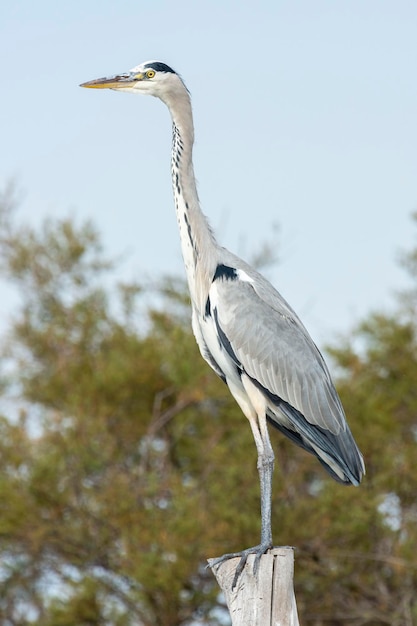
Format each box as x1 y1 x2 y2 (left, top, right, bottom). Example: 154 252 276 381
1 0 416 343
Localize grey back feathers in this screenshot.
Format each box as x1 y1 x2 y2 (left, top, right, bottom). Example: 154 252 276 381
202 249 364 484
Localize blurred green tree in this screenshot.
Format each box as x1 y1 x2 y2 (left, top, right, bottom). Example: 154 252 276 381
0 188 417 625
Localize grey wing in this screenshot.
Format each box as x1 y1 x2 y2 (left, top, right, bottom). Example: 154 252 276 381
206 257 364 484
214 275 346 435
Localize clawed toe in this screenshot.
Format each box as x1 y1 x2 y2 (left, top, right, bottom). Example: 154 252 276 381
210 543 273 589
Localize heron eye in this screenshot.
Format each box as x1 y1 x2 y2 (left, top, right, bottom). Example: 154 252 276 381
146 69 156 79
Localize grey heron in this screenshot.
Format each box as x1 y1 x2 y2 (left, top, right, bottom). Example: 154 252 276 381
81 61 365 585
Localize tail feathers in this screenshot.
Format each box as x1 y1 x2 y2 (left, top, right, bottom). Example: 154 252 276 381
267 404 365 486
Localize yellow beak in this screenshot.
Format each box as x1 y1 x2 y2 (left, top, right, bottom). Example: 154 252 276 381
80 73 143 89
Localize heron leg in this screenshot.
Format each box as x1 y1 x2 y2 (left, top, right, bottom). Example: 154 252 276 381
257 424 274 547
210 422 274 589
249 409 275 570
210 377 275 589
243 375 275 550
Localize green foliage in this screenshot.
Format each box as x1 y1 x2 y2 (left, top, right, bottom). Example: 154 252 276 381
1 191 417 624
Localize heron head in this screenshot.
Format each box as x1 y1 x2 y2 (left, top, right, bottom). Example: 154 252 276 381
80 60 186 102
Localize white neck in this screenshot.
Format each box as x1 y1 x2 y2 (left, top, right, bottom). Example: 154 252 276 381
165 89 219 313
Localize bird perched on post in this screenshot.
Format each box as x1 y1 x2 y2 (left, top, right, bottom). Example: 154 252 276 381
81 61 365 586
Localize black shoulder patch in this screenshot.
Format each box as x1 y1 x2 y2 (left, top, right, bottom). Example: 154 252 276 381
144 61 176 74
213 264 238 282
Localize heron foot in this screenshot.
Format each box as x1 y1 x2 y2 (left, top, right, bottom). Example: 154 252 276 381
210 542 273 590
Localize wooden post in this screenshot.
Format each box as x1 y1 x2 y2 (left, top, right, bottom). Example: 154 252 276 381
207 547 300 626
